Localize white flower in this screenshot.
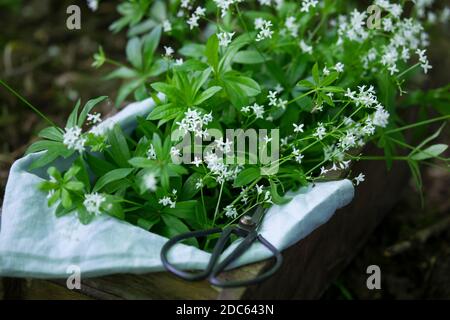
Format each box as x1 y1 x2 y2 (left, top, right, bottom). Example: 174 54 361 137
293 123 304 133
164 46 174 57
268 90 277 99
162 20 172 32
334 62 345 73
255 19 273 42
213 0 242 18
159 196 176 208
176 108 213 136
354 173 365 186
192 157 203 167
299 40 313 54
217 32 235 47
170 146 181 158
416 49 432 74
300 0 319 13
277 99 288 110
147 144 157 160
241 105 251 113
263 135 272 144
320 166 328 175
255 184 264 195
313 123 326 140
175 58 184 66
143 173 157 191
372 107 390 128
294 152 304 164
251 103 265 119
195 6 206 16
87 112 102 124
345 85 379 108
224 204 238 218
187 14 200 29
63 127 86 153
87 0 98 12
195 178 203 189
83 193 106 216
275 84 284 92
285 16 299 37
323 67 330 76
337 9 368 43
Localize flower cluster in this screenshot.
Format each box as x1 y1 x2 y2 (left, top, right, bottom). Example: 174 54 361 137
63 127 86 153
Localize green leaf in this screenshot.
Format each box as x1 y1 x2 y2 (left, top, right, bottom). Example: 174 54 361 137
234 167 260 187
224 72 261 96
163 200 197 220
65 181 85 191
102 195 125 220
28 147 74 170
151 82 184 102
161 215 198 247
233 50 266 64
116 79 143 107
137 216 160 230
297 79 315 89
312 63 320 85
77 205 94 225
85 153 117 177
167 163 188 176
320 86 344 93
205 34 219 72
142 25 162 69
78 96 108 127
55 202 75 217
38 127 63 142
179 43 206 58
147 103 183 121
74 157 91 191
66 99 81 128
180 173 203 201
107 124 131 167
193 86 222 105
270 180 292 205
126 37 143 69
26 140 66 155
128 157 158 169
106 67 138 79
320 72 339 86
410 144 448 160
93 168 134 192
61 189 72 208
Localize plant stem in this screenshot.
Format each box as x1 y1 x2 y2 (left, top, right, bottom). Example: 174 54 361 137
396 63 420 79
0 79 57 127
212 182 225 226
386 115 450 134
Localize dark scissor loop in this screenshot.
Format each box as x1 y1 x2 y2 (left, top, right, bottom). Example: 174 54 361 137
160 209 283 288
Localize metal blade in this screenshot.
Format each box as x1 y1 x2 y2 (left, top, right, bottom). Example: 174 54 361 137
251 205 266 227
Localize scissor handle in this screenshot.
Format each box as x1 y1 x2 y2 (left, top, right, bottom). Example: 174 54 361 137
209 232 283 288
160 227 234 281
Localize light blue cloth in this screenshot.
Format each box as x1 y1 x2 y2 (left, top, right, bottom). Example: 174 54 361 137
0 98 354 278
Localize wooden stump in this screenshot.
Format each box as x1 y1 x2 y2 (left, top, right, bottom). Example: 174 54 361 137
0 144 409 300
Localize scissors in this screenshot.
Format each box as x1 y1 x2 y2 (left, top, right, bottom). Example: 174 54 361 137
160 206 283 288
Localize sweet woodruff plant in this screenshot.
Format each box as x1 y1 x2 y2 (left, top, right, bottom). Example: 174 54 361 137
25 0 449 250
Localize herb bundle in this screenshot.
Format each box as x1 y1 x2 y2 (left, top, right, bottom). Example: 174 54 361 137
27 0 449 250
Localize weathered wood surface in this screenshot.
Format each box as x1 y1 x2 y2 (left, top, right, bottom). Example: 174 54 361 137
0 144 410 300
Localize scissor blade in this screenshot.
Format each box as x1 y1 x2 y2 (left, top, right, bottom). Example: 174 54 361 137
251 206 266 226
